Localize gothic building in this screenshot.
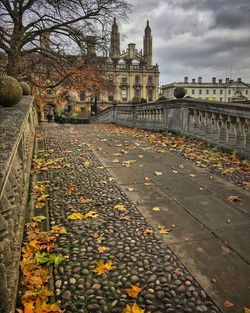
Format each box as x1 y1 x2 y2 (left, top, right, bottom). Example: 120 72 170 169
100 19 160 107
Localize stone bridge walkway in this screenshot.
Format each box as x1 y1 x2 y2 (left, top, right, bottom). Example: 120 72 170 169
39 123 250 313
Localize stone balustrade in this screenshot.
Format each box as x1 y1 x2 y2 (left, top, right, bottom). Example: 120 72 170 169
0 97 38 313
92 99 250 158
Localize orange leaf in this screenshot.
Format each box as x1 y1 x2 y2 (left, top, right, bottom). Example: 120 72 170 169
93 260 114 275
125 285 142 298
122 303 145 313
224 300 234 308
98 246 109 253
77 197 93 203
65 183 75 195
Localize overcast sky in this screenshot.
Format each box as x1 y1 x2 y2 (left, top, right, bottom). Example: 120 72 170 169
118 0 250 85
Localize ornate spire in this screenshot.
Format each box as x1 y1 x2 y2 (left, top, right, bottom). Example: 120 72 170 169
143 20 152 65
110 17 120 58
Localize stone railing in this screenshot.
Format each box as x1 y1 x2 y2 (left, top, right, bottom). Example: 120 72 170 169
91 99 250 158
0 97 38 313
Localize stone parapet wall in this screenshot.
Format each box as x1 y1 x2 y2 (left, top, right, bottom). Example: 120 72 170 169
0 97 38 313
91 99 250 158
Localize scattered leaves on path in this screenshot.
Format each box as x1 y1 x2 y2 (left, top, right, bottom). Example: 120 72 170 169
125 285 142 298
68 211 98 220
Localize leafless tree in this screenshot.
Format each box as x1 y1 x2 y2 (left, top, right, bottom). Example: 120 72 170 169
0 0 130 86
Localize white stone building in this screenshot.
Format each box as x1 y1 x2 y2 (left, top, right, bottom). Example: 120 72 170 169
162 77 250 103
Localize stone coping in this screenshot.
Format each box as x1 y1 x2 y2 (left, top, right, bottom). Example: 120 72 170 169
0 96 34 191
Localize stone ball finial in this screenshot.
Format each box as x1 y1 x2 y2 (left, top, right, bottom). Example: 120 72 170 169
173 87 186 99
0 75 22 107
20 82 31 95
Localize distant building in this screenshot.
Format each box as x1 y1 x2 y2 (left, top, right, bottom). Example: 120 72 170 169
93 18 160 108
162 77 250 103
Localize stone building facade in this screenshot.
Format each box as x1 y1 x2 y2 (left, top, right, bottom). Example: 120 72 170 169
162 77 250 103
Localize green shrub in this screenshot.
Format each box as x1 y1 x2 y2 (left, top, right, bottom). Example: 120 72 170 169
0 75 22 106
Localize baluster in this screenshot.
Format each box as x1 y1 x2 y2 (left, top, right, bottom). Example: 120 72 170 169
236 117 246 152
193 109 199 136
211 113 220 143
204 112 212 141
218 115 228 146
188 109 194 134
244 119 250 156
227 117 236 148
198 111 205 138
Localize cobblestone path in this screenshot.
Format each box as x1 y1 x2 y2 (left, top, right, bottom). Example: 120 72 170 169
42 123 221 313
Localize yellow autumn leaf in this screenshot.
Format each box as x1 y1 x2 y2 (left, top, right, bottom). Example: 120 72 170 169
120 215 130 221
113 153 122 156
84 211 99 218
112 159 120 163
83 161 90 167
158 225 171 234
152 207 160 212
122 303 145 313
125 285 142 298
114 204 127 211
98 246 109 253
157 149 165 153
227 195 241 202
154 171 162 176
35 202 46 209
67 213 85 220
138 155 144 158
93 260 115 275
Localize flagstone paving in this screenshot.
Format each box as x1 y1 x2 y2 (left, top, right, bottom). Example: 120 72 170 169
39 123 250 313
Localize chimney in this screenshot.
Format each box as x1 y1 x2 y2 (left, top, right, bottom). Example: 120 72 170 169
218 79 222 84
192 78 196 83
128 43 136 59
237 77 242 82
212 77 216 84
184 76 188 83
226 77 229 84
86 36 96 56
198 77 202 84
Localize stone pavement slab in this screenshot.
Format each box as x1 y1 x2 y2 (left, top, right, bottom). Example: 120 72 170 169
40 124 249 313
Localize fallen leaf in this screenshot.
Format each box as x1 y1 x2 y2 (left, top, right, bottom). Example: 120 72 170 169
77 197 93 204
67 213 85 220
158 225 170 234
113 153 122 156
35 202 46 209
244 307 250 313
114 204 127 211
242 181 250 188
97 166 104 169
199 187 204 191
221 246 231 255
144 182 153 186
145 177 149 181
157 149 165 153
125 285 142 298
32 216 46 223
65 183 75 195
83 161 90 167
98 246 109 254
227 195 241 202
122 303 145 313
120 215 130 221
112 159 120 163
189 173 196 177
93 260 114 275
211 277 217 284
224 300 234 308
196 247 205 253
172 170 178 174
175 268 182 276
144 228 153 236
127 187 135 192
226 218 231 224
84 211 99 219
138 155 144 158
109 177 114 182
154 171 162 176
152 207 160 212
178 164 184 169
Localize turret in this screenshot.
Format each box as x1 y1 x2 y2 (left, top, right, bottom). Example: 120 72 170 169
110 17 120 58
143 20 152 65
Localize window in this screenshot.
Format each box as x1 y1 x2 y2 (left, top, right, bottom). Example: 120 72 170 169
220 97 223 102
220 89 223 95
135 75 140 84
206 90 209 94
108 74 114 81
121 89 127 102
148 89 153 101
121 75 127 83
135 89 141 98
246 90 248 95
80 91 85 101
213 90 216 94
199 89 202 94
148 75 153 84
108 95 113 102
192 90 195 95
228 90 231 94
80 108 85 113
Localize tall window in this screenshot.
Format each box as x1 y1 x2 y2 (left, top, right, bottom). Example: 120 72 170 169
192 90 195 94
246 90 248 95
148 89 153 101
213 90 216 94
121 75 127 83
80 91 85 101
135 75 140 84
206 90 209 94
220 89 223 94
228 90 231 94
148 75 153 84
199 89 202 94
135 89 141 98
121 89 127 101
108 95 113 102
